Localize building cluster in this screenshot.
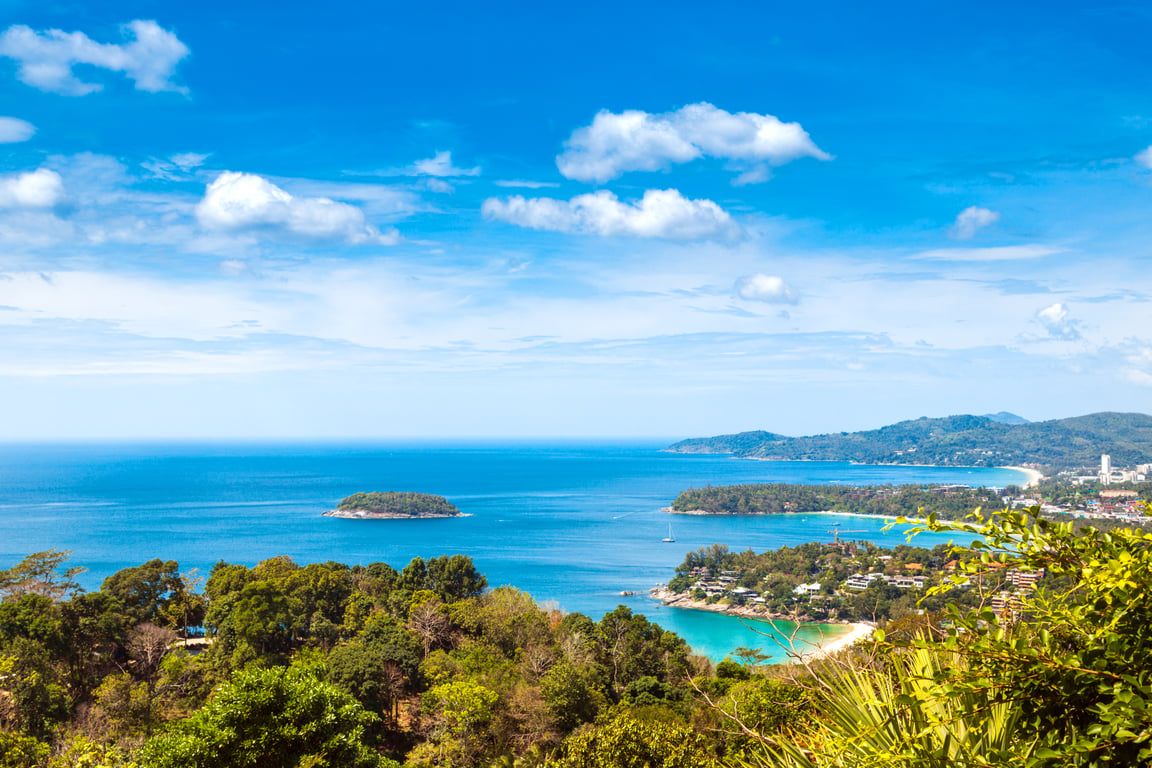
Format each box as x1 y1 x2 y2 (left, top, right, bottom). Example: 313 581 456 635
1071 454 1149 486
843 571 927 591
990 568 1045 614
685 567 768 606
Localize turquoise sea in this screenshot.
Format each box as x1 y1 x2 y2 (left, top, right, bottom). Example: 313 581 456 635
0 441 1025 662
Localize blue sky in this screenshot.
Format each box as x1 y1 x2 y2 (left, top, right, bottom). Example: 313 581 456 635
0 0 1150 439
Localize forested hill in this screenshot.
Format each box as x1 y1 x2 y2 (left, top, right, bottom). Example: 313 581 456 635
666 411 1152 470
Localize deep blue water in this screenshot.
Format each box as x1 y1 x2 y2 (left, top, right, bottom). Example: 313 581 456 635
0 441 1023 662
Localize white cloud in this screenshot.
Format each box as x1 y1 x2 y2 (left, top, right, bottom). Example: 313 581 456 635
1036 302 1080 340
912 244 1062 262
195 172 399 245
0 116 35 143
734 274 798 304
950 206 1000 239
482 188 739 240
1135 146 1152 170
0 168 64 207
0 20 189 96
556 102 830 184
408 151 479 177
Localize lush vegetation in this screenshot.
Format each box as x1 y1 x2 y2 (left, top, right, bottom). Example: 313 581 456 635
337 492 461 517
5 502 1152 767
671 482 1008 519
667 411 1152 470
665 539 999 622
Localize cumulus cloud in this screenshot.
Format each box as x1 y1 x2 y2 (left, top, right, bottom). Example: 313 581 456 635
556 102 830 184
0 20 189 96
734 274 798 304
950 206 1000 239
408 151 479 177
0 168 64 207
1135 146 1152 170
481 188 739 240
0 117 35 143
1036 302 1081 340
195 172 399 245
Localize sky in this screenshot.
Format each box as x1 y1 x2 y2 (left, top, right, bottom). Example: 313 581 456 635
0 0 1150 439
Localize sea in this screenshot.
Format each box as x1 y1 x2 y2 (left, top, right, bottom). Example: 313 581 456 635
0 441 1026 663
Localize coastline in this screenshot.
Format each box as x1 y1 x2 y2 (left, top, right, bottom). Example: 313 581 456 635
1003 465 1044 488
649 587 873 661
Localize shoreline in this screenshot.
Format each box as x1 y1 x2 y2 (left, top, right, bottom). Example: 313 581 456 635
1002 465 1044 488
649 587 873 661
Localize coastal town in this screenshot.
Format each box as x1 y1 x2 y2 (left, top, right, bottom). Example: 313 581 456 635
653 454 1150 626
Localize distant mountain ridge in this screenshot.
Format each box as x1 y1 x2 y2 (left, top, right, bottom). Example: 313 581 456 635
666 412 1152 470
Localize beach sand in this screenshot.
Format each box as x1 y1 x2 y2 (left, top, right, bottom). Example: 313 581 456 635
795 621 874 662
1003 465 1044 489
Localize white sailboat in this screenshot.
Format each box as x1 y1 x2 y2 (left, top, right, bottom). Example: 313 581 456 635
662 523 676 543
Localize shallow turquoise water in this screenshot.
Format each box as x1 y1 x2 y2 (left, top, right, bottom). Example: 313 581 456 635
0 441 1018 662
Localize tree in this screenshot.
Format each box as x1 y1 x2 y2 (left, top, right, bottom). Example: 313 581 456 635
553 711 718 768
100 559 183 626
140 665 389 768
0 550 84 602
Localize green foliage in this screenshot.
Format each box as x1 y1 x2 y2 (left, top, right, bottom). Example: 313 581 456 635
541 661 605 732
140 665 386 768
742 647 1028 768
100 559 184 627
0 731 50 768
671 482 1003 520
903 505 1152 765
553 711 719 768
0 550 84 602
337 492 460 517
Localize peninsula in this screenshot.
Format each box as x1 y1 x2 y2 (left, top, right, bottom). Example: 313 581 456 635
323 491 463 519
665 411 1152 471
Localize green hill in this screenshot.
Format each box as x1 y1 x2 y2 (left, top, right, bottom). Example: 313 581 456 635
666 411 1152 470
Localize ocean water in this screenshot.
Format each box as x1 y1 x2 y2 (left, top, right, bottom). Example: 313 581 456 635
0 441 1024 662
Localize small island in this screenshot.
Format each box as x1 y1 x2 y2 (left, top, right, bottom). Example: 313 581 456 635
323 491 463 519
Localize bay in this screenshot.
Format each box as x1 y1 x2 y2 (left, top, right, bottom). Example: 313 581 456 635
0 440 1024 662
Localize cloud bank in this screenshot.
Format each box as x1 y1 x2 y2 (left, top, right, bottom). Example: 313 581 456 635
482 188 739 240
195 172 399 245
0 20 189 95
557 102 830 184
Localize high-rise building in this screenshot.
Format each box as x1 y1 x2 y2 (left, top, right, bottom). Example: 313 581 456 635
1100 454 1112 485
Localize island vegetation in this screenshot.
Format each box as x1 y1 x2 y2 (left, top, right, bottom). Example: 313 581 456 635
2 503 1152 767
670 482 1008 519
328 492 462 519
666 410 1152 471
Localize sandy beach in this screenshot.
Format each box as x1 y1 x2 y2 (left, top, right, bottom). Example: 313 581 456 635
1003 465 1044 488
795 621 874 662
